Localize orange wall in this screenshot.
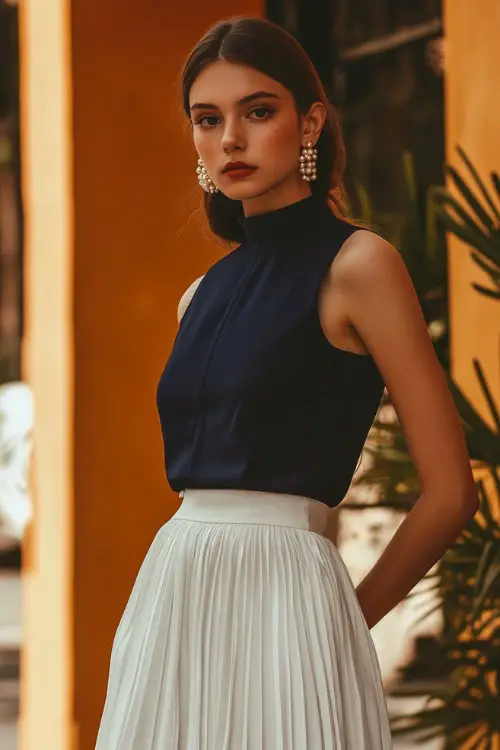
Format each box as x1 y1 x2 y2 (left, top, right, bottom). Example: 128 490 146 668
72 4 262 746
20 2 261 749
444 0 500 415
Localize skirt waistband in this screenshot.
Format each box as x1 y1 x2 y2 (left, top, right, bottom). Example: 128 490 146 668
172 488 331 537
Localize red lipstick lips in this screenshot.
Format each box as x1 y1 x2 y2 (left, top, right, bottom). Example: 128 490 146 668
222 161 257 179
223 161 255 173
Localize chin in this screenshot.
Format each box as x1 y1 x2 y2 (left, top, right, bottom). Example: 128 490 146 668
219 185 264 201
219 178 281 202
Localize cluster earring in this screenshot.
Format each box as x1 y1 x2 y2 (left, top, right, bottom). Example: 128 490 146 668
299 141 318 182
196 158 219 194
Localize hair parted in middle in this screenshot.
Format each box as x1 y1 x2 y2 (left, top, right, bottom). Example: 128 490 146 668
181 16 348 243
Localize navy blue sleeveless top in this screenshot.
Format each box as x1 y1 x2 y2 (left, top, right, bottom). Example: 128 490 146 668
156 195 385 508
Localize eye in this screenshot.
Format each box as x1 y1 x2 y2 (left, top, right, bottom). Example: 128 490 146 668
248 106 275 120
193 115 220 129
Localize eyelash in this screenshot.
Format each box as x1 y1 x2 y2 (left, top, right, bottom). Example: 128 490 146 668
193 106 275 129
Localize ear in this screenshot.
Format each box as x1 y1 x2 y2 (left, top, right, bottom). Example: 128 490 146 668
300 101 326 147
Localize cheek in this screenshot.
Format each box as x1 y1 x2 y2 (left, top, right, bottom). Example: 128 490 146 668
257 118 300 168
192 131 215 162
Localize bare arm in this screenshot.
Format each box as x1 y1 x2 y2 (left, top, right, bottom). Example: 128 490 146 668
331 230 479 629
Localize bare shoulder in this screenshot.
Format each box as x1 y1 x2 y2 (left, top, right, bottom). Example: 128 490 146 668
329 229 407 293
177 275 205 323
319 228 413 353
324 227 423 355
325 229 477 515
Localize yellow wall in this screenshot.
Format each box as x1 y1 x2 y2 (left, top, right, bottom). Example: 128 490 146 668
444 0 500 413
444 0 500 750
20 2 261 749
19 0 74 748
444 6 500 746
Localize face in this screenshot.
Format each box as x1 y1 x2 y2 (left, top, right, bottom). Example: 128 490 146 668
188 60 325 215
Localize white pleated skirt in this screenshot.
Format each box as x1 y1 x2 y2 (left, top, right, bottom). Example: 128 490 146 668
95 488 392 749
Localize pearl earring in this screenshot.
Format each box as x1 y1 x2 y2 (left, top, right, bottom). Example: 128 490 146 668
196 158 219 193
299 141 318 182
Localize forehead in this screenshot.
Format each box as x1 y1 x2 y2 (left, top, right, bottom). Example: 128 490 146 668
188 59 292 107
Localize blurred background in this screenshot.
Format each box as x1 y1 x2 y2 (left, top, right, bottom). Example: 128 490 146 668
0 0 499 748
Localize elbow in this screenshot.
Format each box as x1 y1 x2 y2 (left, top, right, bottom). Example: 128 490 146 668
459 480 480 522
437 475 479 525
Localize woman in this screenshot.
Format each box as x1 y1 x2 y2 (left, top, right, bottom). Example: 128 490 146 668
96 16 478 750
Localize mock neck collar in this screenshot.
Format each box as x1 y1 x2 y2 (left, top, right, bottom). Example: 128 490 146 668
242 195 335 248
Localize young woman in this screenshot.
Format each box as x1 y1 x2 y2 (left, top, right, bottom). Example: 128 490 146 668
95 16 478 750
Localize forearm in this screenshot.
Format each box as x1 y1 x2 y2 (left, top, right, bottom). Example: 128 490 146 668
354 488 478 630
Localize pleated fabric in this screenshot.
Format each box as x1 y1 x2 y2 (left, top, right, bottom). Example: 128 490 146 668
95 489 392 749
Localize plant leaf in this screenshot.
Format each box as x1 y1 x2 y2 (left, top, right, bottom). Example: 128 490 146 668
470 548 500 619
435 205 498 262
435 190 490 238
471 283 500 300
492 171 500 202
473 540 494 596
446 376 500 464
412 599 444 627
470 251 500 283
457 145 500 222
445 164 495 230
473 358 500 433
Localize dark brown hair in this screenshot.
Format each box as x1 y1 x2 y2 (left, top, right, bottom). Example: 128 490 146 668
181 16 347 243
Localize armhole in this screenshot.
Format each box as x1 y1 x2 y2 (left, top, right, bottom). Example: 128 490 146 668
312 227 375 360
177 275 204 323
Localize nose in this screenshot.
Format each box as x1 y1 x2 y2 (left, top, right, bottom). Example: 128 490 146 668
220 115 246 155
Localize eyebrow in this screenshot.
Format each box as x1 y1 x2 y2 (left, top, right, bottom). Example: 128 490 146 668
190 90 281 112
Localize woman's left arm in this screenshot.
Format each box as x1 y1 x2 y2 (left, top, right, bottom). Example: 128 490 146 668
334 230 479 630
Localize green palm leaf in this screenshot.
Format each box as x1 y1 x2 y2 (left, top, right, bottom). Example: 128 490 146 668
472 284 500 299
445 164 496 231
435 201 499 259
470 252 500 286
472 358 500 431
492 172 500 201
455 146 500 222
354 149 500 748
471 548 500 620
